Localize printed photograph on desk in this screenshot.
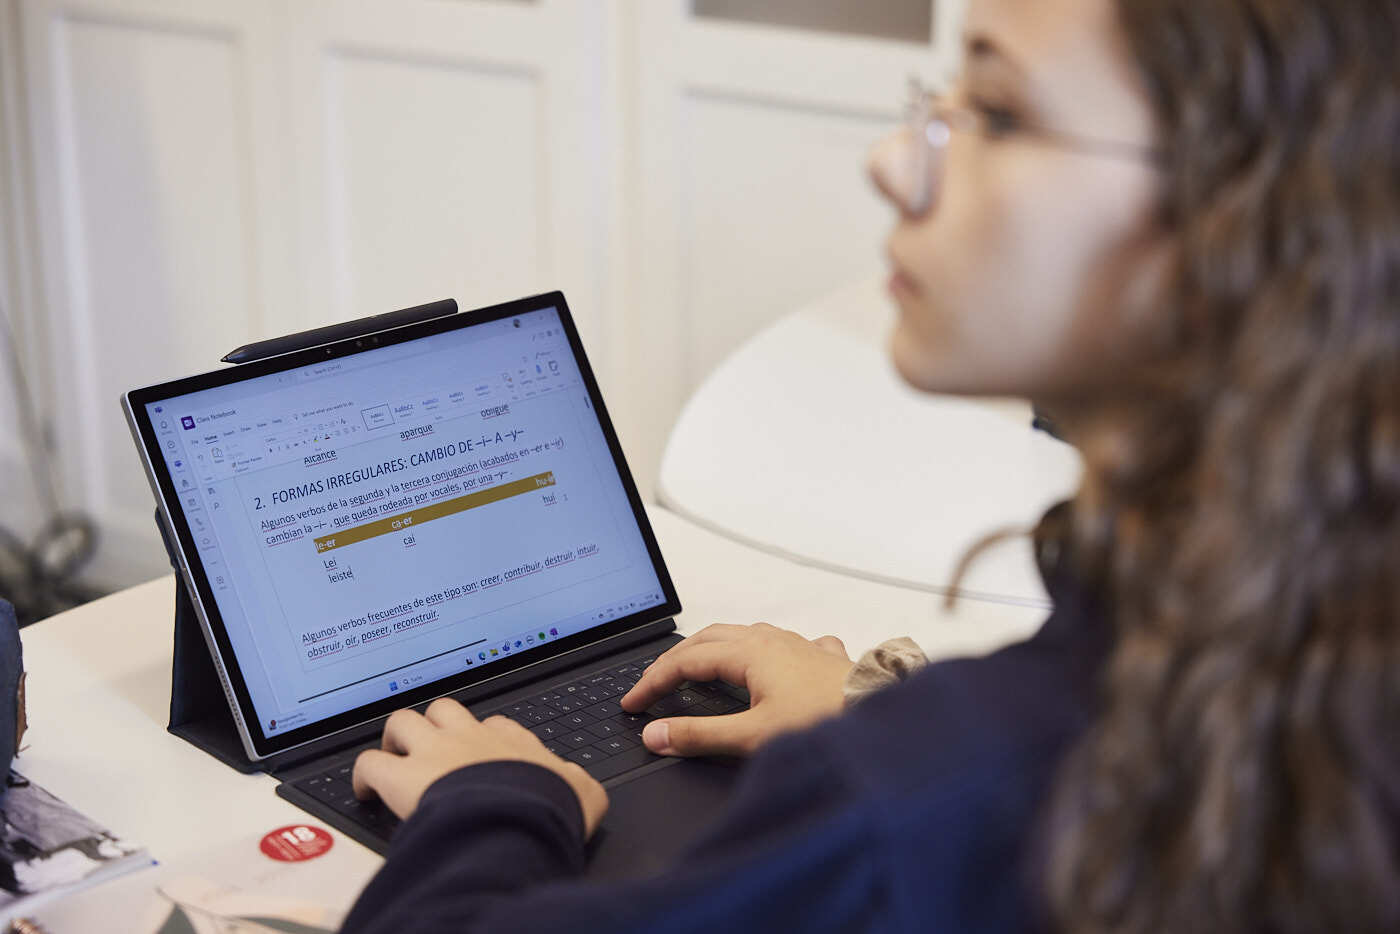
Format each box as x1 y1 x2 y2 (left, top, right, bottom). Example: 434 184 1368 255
133 875 344 934
0 772 152 922
31 825 375 933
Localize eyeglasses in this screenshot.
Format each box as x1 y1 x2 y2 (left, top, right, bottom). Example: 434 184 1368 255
891 78 1164 216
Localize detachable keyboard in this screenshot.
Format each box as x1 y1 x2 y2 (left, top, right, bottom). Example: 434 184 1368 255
282 650 750 843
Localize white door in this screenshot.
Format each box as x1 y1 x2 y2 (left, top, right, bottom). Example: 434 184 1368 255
279 0 615 346
13 0 615 587
17 0 301 586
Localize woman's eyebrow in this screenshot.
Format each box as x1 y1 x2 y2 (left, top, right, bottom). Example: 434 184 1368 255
964 33 1032 97
965 33 1028 76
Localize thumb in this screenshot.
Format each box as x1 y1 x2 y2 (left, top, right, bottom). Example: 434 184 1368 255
643 711 763 758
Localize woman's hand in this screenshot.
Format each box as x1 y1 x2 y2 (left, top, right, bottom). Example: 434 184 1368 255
352 698 609 837
620 623 854 758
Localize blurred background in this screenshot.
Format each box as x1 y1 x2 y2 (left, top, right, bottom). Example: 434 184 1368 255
0 0 964 623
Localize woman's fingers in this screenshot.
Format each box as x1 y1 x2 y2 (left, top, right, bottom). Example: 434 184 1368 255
423 697 475 730
680 623 753 646
642 710 765 758
380 708 436 755
352 748 400 801
814 635 849 658
620 641 753 712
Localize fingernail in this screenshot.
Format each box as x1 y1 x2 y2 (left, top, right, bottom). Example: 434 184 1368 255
643 720 671 754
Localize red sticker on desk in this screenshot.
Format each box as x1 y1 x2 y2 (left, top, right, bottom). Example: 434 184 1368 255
260 825 334 862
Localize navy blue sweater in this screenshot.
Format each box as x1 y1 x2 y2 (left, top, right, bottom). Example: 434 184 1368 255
342 573 1107 933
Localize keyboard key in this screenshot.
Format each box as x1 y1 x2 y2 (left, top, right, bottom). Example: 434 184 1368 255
584 745 660 781
702 696 744 714
674 691 703 708
561 731 595 749
647 695 689 717
560 712 595 729
531 722 564 741
545 741 571 757
531 692 563 707
524 707 558 724
584 720 622 740
596 735 638 755
367 810 400 834
585 673 613 686
580 682 620 700
560 683 586 695
552 699 585 714
567 746 610 767
584 700 623 720
346 797 399 833
298 775 350 804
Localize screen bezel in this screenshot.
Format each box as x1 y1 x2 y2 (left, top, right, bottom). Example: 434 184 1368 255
124 291 682 759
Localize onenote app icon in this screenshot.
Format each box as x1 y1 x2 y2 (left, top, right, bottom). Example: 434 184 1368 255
181 416 196 430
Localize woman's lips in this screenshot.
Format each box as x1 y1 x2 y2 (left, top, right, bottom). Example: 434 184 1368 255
887 264 921 300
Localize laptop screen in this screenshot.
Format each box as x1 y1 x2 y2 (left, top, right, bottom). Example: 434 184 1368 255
137 303 669 746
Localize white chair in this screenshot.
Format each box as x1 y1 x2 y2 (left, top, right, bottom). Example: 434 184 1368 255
657 278 1083 610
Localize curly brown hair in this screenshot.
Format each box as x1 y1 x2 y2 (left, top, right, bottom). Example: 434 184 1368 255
1042 1 1400 931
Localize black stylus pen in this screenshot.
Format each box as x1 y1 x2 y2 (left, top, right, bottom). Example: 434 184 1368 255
220 299 458 364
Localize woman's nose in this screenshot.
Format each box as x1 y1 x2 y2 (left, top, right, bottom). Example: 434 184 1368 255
867 127 927 217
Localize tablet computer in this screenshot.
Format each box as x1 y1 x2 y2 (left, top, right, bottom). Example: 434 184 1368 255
123 292 680 761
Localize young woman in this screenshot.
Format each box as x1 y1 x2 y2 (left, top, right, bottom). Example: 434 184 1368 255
342 0 1400 930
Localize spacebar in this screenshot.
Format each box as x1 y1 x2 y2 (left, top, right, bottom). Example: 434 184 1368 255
586 746 662 781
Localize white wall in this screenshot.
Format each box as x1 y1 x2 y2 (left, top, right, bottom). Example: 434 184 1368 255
0 0 48 543
0 0 962 590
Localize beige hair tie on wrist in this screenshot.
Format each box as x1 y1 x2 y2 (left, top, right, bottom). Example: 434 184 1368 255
842 637 929 706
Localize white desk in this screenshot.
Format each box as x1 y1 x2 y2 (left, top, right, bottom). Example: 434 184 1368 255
18 507 1046 917
659 279 1083 608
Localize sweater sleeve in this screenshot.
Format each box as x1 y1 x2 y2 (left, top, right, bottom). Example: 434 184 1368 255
339 759 588 932
339 731 885 934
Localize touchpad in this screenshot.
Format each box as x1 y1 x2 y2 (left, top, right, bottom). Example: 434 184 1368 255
584 757 742 881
